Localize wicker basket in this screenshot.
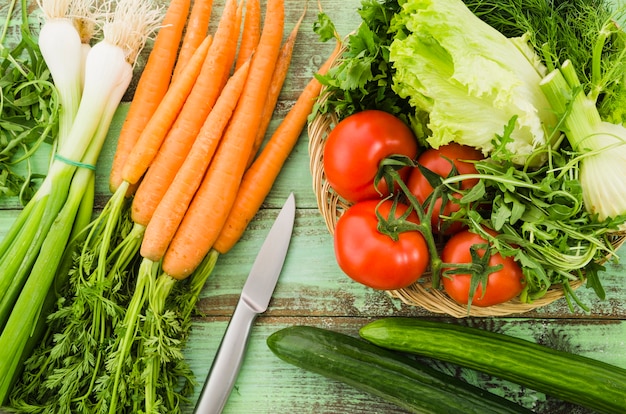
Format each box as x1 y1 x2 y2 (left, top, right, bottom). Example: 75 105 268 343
307 90 625 318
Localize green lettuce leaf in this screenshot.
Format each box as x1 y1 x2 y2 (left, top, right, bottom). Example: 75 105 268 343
389 0 557 165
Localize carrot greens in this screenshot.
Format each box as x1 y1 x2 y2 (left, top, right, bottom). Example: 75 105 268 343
0 0 161 404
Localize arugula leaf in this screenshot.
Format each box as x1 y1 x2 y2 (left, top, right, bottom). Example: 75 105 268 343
1 0 58 204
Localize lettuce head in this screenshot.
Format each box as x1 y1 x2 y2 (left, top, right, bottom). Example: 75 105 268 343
390 0 557 165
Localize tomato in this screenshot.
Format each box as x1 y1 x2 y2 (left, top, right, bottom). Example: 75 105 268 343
334 199 429 290
324 110 418 203
407 143 483 234
441 229 525 307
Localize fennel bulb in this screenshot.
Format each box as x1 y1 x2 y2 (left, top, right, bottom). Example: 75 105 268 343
541 61 626 223
389 0 557 166
578 122 626 221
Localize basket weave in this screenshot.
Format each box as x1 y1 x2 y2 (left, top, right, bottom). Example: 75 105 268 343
307 82 625 318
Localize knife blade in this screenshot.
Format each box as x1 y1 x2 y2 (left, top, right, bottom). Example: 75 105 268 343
193 192 296 414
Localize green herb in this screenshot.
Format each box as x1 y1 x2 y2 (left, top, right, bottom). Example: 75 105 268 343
9 202 215 413
462 0 626 125
313 0 429 142
450 133 625 309
0 0 58 204
315 0 626 309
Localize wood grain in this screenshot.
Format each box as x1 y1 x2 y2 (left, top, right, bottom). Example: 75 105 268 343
1 0 625 413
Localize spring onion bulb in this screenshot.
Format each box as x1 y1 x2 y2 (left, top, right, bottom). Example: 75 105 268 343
37 0 86 145
73 0 99 89
0 0 162 402
540 60 626 224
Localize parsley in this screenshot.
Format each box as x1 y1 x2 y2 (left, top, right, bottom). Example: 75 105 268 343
313 0 429 142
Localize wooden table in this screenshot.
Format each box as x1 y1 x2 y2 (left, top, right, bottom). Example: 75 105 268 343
2 1 625 413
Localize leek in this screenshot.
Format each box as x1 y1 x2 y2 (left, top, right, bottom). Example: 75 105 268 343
0 0 161 402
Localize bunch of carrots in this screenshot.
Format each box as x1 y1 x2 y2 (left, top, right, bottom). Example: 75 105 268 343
7 0 340 412
0 0 162 404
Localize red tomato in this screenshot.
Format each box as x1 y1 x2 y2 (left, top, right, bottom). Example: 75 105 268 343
334 199 429 290
324 110 418 203
441 229 526 307
407 143 483 234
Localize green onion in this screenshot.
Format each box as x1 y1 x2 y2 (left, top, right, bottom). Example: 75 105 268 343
0 0 161 402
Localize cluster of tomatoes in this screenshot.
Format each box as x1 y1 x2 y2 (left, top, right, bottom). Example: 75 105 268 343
323 110 526 307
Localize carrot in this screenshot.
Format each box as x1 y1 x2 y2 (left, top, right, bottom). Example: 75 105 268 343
108 0 190 193
246 7 306 167
140 59 251 262
171 0 214 82
214 43 342 254
114 34 212 194
162 0 285 280
123 0 240 191
234 0 260 71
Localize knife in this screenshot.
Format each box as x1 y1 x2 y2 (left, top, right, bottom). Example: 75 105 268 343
193 192 296 414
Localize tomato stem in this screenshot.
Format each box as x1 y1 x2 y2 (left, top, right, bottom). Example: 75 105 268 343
385 167 444 288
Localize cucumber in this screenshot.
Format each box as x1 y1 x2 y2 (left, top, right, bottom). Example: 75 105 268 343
359 318 626 414
267 325 532 414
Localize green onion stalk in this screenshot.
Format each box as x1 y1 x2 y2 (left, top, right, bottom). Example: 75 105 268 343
0 0 161 402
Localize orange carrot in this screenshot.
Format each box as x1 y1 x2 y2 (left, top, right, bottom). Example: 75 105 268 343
112 34 212 192
234 0 260 71
172 0 214 82
162 0 285 280
108 0 190 193
246 7 306 167
214 43 342 254
123 0 240 190
140 59 251 262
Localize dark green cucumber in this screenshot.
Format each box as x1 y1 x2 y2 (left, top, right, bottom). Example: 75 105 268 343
359 318 626 414
267 325 532 414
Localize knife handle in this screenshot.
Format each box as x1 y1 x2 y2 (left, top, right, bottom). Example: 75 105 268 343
193 299 258 414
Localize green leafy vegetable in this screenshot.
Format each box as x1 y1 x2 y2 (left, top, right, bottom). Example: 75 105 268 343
388 0 558 166
462 0 626 125
313 0 428 141
0 0 58 204
449 137 625 308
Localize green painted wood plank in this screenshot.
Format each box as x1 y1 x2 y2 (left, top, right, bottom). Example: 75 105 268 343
1 1 626 413
181 317 626 414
